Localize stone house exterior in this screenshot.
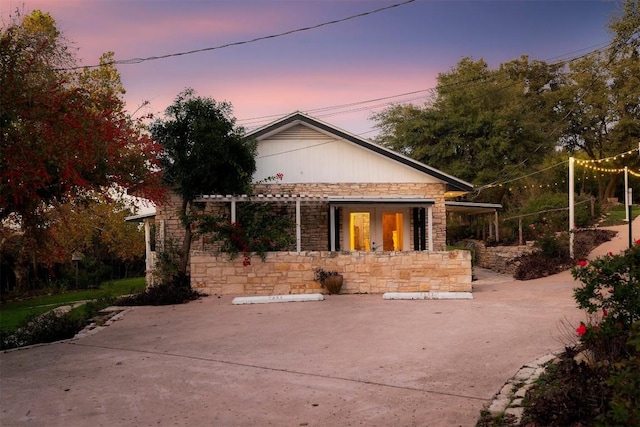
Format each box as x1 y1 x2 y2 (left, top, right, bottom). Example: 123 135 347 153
152 112 478 296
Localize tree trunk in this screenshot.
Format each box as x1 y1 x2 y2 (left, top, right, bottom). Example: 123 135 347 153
178 199 192 281
603 175 620 202
597 175 606 203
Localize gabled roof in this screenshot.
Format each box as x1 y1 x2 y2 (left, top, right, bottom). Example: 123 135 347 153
246 112 474 193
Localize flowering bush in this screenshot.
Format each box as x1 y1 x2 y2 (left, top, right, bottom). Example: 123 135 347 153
194 173 294 266
572 243 640 364
522 240 640 426
572 244 640 332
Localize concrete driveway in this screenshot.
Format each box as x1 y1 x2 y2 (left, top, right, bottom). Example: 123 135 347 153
1 219 637 427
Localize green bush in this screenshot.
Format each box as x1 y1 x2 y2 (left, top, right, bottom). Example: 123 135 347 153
523 243 640 425
115 283 202 306
600 323 640 426
0 294 117 350
572 243 640 363
196 202 295 265
502 192 596 244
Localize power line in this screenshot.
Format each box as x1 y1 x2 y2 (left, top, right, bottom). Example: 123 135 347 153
57 0 416 71
240 40 616 131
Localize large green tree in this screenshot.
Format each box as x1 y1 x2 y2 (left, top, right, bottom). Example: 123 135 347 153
151 89 256 283
556 0 640 201
373 56 564 186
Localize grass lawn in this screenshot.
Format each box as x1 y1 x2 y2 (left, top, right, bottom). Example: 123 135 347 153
599 204 639 226
0 277 146 334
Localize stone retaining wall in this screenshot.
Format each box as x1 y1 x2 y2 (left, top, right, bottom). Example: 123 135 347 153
190 250 472 295
471 240 536 275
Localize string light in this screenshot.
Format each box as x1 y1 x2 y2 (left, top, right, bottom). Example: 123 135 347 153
574 146 640 165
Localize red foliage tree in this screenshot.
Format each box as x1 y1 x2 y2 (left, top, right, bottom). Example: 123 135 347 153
0 10 163 289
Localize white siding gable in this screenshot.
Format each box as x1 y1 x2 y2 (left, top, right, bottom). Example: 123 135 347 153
254 124 442 184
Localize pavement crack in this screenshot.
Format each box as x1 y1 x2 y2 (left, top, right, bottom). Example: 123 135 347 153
69 341 487 401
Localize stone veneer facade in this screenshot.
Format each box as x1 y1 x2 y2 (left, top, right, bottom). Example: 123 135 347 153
154 182 449 252
190 250 472 295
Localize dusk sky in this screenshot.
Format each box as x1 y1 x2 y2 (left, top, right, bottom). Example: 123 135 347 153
1 0 621 137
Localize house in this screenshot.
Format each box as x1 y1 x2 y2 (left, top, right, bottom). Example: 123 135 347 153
150 112 492 296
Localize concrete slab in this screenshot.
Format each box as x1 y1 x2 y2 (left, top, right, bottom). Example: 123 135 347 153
383 291 473 300
1 218 638 426
232 293 325 304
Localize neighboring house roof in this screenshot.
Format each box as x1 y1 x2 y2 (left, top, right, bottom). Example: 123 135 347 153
246 112 474 193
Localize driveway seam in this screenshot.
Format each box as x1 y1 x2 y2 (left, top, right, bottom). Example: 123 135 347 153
70 341 488 401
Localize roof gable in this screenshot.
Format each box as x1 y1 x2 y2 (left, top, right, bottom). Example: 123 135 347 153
247 112 473 192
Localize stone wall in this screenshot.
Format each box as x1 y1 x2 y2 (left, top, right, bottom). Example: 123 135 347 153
471 240 536 275
190 249 472 295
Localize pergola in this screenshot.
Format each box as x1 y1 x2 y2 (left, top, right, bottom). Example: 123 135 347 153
445 201 503 241
195 194 437 252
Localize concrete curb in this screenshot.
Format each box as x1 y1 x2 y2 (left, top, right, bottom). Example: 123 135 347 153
383 292 473 300
232 294 325 305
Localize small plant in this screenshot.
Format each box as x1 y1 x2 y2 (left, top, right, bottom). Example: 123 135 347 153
313 267 343 294
314 267 340 283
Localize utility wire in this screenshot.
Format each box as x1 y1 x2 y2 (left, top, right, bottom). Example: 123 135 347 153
57 0 416 71
239 40 615 130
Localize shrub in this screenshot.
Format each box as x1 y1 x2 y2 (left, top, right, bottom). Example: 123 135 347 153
195 202 294 266
572 243 640 363
600 322 640 426
0 294 116 350
523 242 640 426
523 346 612 426
512 229 616 280
115 283 203 306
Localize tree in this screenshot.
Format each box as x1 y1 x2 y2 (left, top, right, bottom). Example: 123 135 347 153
151 89 257 284
556 0 640 200
0 10 163 289
46 197 145 286
372 56 564 186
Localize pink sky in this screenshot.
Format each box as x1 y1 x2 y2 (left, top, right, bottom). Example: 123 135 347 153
2 0 619 136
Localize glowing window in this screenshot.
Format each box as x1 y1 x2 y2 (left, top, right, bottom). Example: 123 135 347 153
349 212 370 251
382 213 403 251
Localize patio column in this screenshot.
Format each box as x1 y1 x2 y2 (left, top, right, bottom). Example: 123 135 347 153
231 200 236 223
296 198 301 253
329 205 336 251
143 219 153 272
427 205 433 251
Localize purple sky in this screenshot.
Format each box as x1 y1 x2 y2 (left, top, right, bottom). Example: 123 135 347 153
2 0 620 136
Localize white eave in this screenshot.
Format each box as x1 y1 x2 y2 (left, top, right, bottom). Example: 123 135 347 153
125 211 156 222
195 194 435 205
445 201 502 215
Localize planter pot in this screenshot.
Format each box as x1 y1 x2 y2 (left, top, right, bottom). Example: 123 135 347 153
323 275 344 295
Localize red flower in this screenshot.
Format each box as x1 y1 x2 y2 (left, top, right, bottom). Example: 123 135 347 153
576 323 588 337
608 251 613 256
602 309 608 317
635 239 640 245
577 260 588 267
